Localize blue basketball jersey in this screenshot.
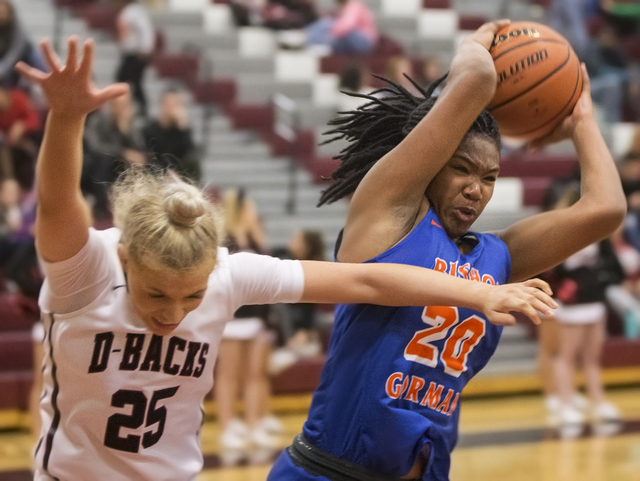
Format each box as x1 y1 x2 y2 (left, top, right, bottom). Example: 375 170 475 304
299 207 511 480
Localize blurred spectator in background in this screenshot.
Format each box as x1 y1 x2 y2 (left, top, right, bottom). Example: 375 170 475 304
229 0 266 27
417 56 444 91
272 229 325 356
306 0 378 54
84 89 145 218
385 56 421 96
0 80 41 190
550 183 623 427
337 63 373 112
618 148 640 250
143 87 201 182
215 188 283 451
0 178 39 298
548 0 591 58
262 0 318 30
115 0 155 117
0 177 20 255
606 221 640 338
583 23 629 122
0 0 45 89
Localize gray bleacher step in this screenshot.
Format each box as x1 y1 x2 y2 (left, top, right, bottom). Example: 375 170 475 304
255 201 346 217
205 169 312 187
163 26 237 52
476 358 538 377
412 38 456 59
266 216 344 232
500 323 533 342
202 130 266 147
453 0 504 18
490 342 539 362
470 208 538 232
247 186 329 203
267 226 343 249
316 128 349 157
209 52 274 78
237 75 314 104
205 140 272 156
150 11 204 28
297 102 337 129
204 158 291 173
377 16 418 32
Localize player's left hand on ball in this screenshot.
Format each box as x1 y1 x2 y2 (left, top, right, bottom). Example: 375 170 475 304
528 63 593 151
481 278 557 326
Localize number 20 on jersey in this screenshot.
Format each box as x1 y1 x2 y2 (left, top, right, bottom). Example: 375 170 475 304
404 306 486 377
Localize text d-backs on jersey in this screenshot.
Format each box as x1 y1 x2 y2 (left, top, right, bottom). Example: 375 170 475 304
88 332 210 377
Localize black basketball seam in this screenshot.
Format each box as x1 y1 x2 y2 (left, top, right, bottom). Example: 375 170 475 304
504 60 582 136
491 38 568 61
488 44 572 111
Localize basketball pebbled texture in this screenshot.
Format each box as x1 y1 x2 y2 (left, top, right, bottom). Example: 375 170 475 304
487 22 583 141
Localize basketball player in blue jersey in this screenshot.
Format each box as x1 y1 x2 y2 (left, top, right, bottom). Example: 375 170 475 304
17 36 560 481
268 20 626 481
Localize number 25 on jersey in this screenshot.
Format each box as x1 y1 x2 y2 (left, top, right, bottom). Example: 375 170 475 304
404 306 486 377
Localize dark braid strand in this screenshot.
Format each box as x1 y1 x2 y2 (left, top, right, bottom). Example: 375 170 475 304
317 73 501 207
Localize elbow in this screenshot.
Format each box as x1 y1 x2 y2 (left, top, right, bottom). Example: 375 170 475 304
595 201 627 236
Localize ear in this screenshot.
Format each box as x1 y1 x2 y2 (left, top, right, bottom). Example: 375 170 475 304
117 244 129 273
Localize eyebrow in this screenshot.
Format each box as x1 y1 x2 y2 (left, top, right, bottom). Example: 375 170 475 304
149 287 207 297
452 154 500 174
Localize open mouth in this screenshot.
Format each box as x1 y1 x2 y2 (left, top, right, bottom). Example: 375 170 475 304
454 207 477 223
151 317 180 332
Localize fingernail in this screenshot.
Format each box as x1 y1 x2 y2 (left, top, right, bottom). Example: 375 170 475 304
545 310 555 317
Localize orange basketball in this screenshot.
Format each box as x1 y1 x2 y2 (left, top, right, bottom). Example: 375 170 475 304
487 22 583 142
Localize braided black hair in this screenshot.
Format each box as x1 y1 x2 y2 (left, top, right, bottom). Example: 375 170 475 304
317 73 501 206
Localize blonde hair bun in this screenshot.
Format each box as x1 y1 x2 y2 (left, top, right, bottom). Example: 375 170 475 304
163 185 206 227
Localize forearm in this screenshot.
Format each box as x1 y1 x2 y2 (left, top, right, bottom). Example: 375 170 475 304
36 112 86 215
574 119 626 231
300 261 489 310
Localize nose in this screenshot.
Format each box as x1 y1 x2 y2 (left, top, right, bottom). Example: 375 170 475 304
462 180 482 200
162 303 186 325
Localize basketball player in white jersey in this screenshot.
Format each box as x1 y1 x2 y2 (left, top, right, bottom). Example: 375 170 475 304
16 37 557 480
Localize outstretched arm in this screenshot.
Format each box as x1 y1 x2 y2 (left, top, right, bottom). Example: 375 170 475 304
338 20 508 263
499 65 626 282
16 37 128 263
300 261 557 326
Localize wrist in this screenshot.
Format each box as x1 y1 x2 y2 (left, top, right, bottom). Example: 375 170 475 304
465 281 491 312
571 117 599 144
47 110 87 126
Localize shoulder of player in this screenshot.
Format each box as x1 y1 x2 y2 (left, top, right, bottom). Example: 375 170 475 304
338 200 433 262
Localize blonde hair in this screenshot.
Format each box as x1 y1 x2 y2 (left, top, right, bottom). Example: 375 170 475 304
112 168 223 270
222 188 244 236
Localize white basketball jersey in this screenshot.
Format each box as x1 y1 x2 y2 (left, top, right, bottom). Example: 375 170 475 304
34 228 303 480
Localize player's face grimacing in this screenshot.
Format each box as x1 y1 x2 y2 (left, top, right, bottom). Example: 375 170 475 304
118 247 217 335
426 135 500 242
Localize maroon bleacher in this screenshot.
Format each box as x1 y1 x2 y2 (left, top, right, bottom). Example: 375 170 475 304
0 296 38 411
75 3 118 35
422 0 451 8
458 14 487 31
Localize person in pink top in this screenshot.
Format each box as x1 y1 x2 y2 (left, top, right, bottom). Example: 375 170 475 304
306 0 378 54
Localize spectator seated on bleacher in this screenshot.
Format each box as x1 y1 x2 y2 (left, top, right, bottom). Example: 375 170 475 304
336 63 374 112
0 178 40 300
0 80 41 190
583 22 630 122
262 0 318 30
607 220 640 339
115 0 155 117
143 87 201 183
83 88 146 219
0 0 45 90
305 0 378 54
